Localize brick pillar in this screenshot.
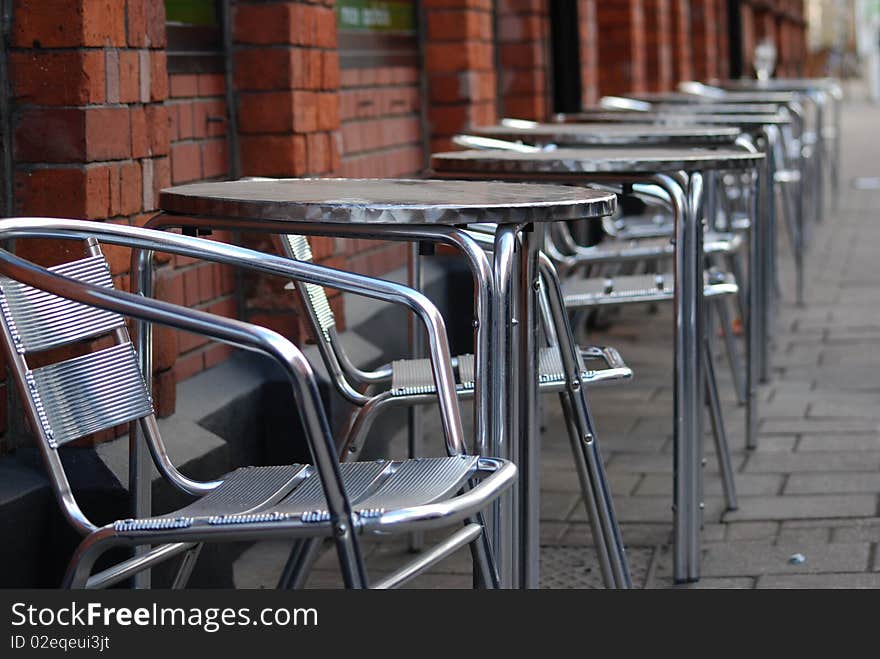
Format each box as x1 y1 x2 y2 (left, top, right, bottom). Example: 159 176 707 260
233 1 345 343
8 0 172 429
497 0 550 120
596 0 647 96
671 0 692 83
740 2 755 76
716 0 729 80
578 0 599 106
671 0 694 84
643 0 674 91
424 0 496 151
233 0 341 177
690 0 718 80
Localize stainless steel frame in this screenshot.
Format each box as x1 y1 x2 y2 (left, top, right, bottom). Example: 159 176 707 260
0 217 515 589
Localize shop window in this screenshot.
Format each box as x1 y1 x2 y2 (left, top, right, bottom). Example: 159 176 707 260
166 0 225 73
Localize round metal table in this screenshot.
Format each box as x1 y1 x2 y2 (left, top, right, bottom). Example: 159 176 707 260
626 90 799 105
473 122 741 146
156 178 619 590
555 111 791 129
430 146 764 584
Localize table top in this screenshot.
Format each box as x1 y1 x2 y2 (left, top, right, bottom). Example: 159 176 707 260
644 102 782 114
628 91 798 104
556 111 791 127
159 178 618 225
718 78 840 94
473 122 741 146
431 147 764 176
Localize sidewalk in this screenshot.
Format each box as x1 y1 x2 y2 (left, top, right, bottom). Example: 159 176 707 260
235 100 880 588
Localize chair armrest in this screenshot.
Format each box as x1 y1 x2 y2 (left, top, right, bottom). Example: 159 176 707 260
0 218 467 459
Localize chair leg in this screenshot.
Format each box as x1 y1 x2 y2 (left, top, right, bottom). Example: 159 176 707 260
725 251 748 322
559 394 617 588
171 543 203 589
540 255 631 588
468 513 499 589
713 297 747 406
703 339 738 512
335 532 369 589
277 538 324 589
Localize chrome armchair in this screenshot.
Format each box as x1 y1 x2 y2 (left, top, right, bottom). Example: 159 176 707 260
0 217 515 589
279 232 634 588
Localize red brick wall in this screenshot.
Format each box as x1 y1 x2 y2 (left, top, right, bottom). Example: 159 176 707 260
643 0 674 91
339 66 423 177
690 0 718 80
578 0 599 106
596 0 647 96
671 0 693 82
716 0 730 80
424 0 496 152
8 0 174 432
497 0 551 120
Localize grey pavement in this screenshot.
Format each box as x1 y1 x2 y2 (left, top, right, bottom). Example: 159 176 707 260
234 100 880 589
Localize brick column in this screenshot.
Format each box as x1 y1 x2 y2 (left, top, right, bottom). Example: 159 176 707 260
578 0 599 106
716 0 730 80
497 0 551 120
643 0 674 91
690 0 718 80
9 0 172 429
671 0 692 82
233 0 341 177
232 1 345 343
740 2 755 75
596 0 647 96
424 0 496 152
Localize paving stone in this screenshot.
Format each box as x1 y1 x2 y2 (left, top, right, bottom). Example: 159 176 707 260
760 417 880 434
697 542 871 577
744 451 880 473
785 472 880 494
830 518 880 543
797 433 880 451
724 521 780 542
756 573 880 589
723 495 877 521
635 473 783 497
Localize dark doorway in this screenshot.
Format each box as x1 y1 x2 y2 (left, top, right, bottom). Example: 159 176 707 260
549 0 583 113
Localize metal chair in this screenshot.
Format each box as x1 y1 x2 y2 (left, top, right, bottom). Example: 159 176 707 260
279 232 635 588
0 217 515 589
454 133 749 406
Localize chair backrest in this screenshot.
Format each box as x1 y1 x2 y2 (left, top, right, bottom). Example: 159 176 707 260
0 239 155 532
279 234 337 342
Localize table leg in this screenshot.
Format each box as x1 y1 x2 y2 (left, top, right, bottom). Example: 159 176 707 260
758 128 776 384
664 171 705 583
407 243 424 553
814 93 826 222
518 223 542 589
747 163 761 450
131 247 155 589
492 225 520 588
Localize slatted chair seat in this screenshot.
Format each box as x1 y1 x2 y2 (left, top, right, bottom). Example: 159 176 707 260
562 270 738 308
116 456 480 531
390 345 632 397
569 231 742 265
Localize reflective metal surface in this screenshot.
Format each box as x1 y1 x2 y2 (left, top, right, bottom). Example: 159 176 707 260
431 147 764 175
160 178 617 225
474 122 741 146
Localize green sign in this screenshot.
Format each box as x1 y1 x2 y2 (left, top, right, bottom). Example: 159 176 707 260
165 0 218 26
336 0 416 33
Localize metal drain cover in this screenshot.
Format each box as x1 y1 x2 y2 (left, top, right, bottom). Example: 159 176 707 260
539 545 653 589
